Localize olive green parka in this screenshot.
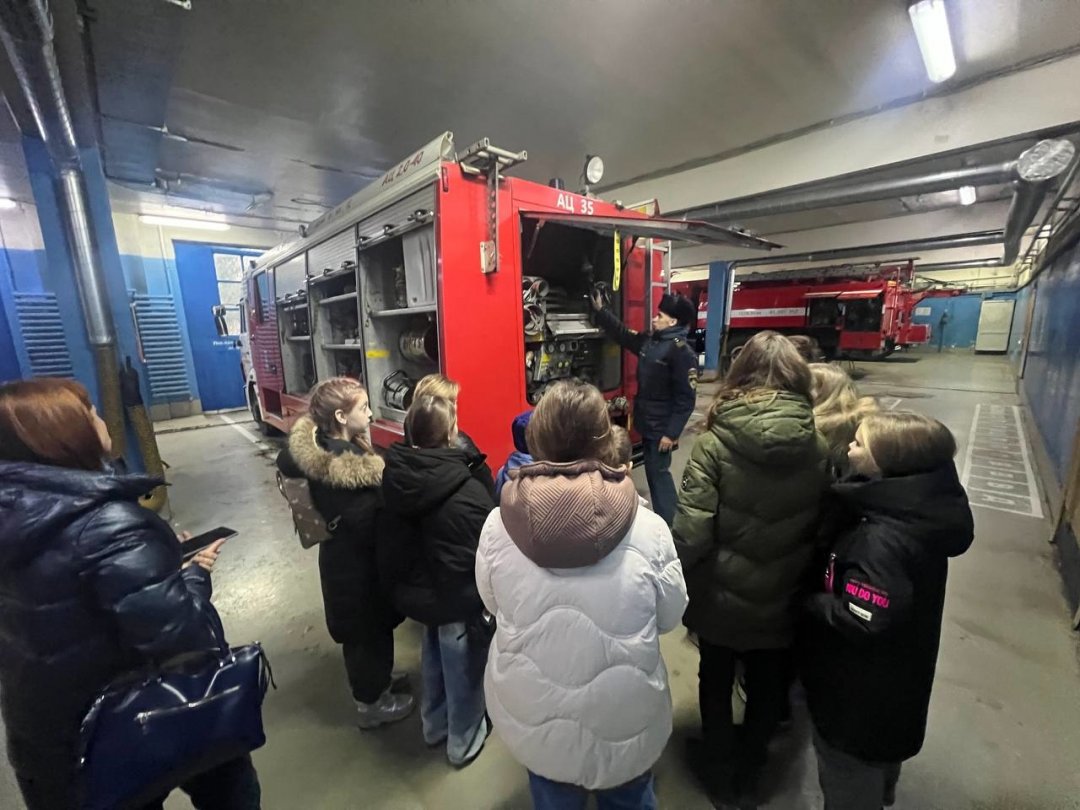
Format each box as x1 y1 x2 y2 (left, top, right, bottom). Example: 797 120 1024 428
673 391 828 650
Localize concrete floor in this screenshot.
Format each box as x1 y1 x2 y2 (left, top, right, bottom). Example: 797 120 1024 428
3 351 1080 809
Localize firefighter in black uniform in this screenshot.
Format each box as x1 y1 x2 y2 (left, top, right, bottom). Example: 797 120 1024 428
591 288 698 525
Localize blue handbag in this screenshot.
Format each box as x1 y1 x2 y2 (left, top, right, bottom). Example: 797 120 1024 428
76 642 274 810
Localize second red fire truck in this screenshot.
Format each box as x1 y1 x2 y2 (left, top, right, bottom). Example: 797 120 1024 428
675 262 956 360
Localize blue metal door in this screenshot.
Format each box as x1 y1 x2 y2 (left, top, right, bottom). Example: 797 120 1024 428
175 242 262 411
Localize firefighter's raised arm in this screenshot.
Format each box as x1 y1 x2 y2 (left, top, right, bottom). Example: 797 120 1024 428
590 290 647 354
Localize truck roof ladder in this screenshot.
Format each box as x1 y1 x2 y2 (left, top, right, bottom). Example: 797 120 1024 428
457 138 528 275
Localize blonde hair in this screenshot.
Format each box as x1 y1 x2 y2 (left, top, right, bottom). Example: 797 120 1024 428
860 412 956 476
405 395 456 449
709 331 811 429
413 374 460 403
602 425 633 468
308 377 372 452
810 363 878 461
526 379 611 463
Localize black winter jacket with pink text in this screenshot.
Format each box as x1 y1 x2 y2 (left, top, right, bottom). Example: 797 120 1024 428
800 462 974 762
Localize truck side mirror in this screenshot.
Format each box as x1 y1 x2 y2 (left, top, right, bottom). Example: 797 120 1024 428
212 305 229 336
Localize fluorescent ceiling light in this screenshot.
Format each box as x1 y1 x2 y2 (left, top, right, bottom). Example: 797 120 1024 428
958 185 977 206
908 0 956 83
139 214 230 231
0 198 17 210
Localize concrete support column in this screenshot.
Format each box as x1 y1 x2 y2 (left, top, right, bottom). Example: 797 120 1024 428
704 260 731 372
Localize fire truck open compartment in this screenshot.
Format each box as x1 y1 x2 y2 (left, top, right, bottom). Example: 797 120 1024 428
519 218 623 404
274 254 314 395
358 224 439 421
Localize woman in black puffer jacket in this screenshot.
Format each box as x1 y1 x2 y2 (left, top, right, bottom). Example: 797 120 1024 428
276 378 413 729
0 378 259 810
408 374 495 499
379 395 495 768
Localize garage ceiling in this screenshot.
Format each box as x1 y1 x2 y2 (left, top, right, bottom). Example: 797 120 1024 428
4 0 1080 236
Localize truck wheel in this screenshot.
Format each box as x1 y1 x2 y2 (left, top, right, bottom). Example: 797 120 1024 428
248 388 274 436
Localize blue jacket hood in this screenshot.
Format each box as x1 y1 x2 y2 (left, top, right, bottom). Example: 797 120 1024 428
511 410 533 454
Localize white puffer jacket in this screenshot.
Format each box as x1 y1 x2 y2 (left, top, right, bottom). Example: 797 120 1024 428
475 460 688 790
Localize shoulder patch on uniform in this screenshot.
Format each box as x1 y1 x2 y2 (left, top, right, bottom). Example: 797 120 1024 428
688 367 699 390
674 337 685 347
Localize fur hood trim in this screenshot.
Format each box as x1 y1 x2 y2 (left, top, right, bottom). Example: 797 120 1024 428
287 415 384 489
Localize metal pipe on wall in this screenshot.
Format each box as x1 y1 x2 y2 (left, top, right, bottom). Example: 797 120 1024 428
916 274 1018 284
57 167 114 345
0 0 146 475
0 0 116 348
913 258 1004 272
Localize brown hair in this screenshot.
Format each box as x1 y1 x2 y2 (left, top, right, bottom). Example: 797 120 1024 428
860 412 956 476
526 379 611 463
413 373 460 403
709 331 811 428
810 363 879 459
405 395 457 449
308 377 372 452
788 335 824 363
0 379 105 470
603 425 633 468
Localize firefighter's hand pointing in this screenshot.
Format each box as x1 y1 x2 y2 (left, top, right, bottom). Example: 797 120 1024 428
590 290 604 311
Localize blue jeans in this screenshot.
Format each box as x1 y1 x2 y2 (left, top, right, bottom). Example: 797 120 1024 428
421 622 489 765
642 437 676 526
528 771 657 810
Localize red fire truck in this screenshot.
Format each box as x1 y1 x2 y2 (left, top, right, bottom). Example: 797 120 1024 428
727 262 940 359
672 262 954 361
242 133 774 464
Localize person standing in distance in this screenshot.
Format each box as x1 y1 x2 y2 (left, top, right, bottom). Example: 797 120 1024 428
591 288 698 525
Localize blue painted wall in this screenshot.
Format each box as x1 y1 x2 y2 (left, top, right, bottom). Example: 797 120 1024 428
1022 243 1080 485
0 280 18 383
1 245 202 405
910 291 1018 349
1022 235 1080 612
174 242 254 411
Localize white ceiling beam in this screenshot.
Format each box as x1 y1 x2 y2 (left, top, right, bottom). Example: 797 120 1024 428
608 53 1080 215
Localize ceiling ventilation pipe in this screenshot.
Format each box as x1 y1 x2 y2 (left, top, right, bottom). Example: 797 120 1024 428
1002 139 1076 264
683 162 1018 223
0 0 126 452
683 139 1075 267
730 229 1005 269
